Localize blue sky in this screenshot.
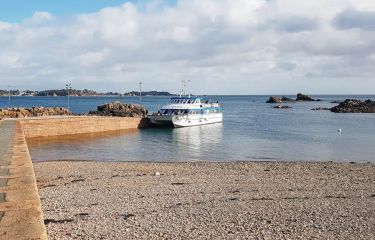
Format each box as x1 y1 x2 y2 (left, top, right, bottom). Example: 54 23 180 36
0 0 175 22
0 0 375 94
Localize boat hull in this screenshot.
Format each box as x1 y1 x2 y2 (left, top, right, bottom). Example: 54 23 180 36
172 113 223 128
149 115 174 126
149 113 223 128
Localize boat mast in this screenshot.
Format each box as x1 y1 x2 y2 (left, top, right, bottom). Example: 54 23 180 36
179 80 191 97
187 80 191 98
180 80 184 97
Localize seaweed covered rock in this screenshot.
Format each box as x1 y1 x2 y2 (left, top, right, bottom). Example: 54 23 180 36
89 101 148 117
330 99 375 113
0 107 70 119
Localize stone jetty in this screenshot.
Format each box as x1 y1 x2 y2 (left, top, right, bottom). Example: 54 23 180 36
0 120 47 239
0 107 70 120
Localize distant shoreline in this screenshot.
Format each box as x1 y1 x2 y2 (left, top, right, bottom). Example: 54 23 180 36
1 94 375 97
0 89 176 97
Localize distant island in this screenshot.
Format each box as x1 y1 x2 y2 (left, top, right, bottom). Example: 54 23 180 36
123 91 174 96
0 89 175 97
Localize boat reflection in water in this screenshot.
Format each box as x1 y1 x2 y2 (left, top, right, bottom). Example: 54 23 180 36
171 123 223 161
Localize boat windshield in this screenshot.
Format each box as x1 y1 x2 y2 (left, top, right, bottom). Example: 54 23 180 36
170 98 201 104
161 109 189 115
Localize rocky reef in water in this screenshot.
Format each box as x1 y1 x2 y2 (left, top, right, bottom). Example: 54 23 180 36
266 93 319 103
273 105 292 109
88 101 148 117
296 93 321 101
266 96 295 103
330 99 375 113
0 107 70 119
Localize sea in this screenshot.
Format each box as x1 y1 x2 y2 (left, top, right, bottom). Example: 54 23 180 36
1 95 374 163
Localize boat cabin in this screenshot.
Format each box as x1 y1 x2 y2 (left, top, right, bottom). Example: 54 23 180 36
169 97 201 104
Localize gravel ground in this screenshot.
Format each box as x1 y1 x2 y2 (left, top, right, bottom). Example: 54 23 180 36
34 161 375 240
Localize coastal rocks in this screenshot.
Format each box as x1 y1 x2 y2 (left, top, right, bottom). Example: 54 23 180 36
0 107 70 119
311 107 330 111
273 105 291 109
296 93 315 101
89 101 148 117
281 96 294 102
267 94 318 103
330 99 375 113
266 96 282 103
266 96 294 103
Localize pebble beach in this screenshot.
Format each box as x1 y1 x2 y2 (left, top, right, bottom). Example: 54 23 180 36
34 161 375 239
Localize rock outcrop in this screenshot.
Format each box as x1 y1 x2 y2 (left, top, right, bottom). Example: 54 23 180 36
296 93 315 101
89 101 148 117
311 107 330 111
0 107 70 119
266 96 283 103
273 105 291 109
266 96 295 103
330 99 375 113
281 96 294 102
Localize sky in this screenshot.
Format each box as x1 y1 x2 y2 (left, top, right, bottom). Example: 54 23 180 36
0 0 375 95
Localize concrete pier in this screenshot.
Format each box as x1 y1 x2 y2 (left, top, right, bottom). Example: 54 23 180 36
0 120 47 239
0 116 148 239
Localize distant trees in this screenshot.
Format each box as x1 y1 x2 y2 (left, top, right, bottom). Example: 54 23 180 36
0 89 20 96
124 91 173 96
0 89 174 96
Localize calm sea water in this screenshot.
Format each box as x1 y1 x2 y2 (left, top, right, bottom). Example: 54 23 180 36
1 95 375 163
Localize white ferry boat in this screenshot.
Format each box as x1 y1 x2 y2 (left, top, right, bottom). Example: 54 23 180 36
149 96 223 127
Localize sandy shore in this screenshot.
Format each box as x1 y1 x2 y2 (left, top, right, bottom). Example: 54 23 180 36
34 161 375 239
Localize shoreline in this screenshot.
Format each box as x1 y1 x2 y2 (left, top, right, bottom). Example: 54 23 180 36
34 160 375 239
33 158 375 164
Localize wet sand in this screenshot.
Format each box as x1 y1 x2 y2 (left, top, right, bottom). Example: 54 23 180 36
34 161 375 239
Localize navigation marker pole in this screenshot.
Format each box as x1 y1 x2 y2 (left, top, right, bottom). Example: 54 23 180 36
7 85 11 108
66 83 72 115
139 81 142 105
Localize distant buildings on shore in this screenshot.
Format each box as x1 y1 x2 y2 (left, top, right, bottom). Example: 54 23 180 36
0 89 175 97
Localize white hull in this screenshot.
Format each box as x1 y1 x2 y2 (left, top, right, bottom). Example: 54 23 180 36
149 113 222 128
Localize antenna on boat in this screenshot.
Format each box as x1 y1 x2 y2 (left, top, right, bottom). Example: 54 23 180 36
180 80 184 97
187 80 191 98
179 80 191 97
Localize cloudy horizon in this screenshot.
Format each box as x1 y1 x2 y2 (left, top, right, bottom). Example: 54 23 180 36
1 0 375 95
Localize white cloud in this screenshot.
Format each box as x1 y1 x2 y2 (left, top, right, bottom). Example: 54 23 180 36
31 11 54 23
0 21 12 31
1 0 375 94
